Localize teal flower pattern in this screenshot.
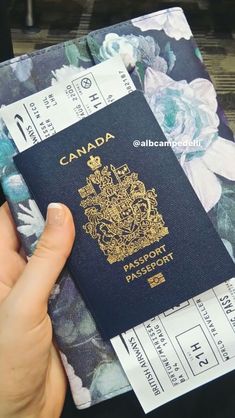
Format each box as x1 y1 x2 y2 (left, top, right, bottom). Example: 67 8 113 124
144 69 235 211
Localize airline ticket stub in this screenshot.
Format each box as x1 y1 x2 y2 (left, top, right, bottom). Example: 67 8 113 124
0 55 135 152
111 278 235 413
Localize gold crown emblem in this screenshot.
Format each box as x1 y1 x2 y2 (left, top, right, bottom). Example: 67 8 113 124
87 155 102 171
79 156 169 264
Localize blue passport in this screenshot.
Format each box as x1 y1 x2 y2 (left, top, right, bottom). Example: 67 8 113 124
14 91 235 339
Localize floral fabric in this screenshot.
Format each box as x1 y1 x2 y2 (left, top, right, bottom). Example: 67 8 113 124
0 6 235 409
88 6 235 228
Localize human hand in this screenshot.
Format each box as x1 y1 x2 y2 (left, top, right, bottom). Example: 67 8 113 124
0 202 75 418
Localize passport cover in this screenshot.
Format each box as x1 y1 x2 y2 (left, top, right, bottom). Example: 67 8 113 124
14 91 235 339
1 5 235 408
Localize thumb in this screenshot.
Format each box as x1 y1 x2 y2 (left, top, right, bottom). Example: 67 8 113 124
10 203 75 321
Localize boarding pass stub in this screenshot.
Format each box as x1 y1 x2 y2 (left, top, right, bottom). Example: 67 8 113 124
0 55 135 152
111 278 235 413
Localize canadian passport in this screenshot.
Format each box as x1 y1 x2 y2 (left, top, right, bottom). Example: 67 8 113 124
14 91 235 339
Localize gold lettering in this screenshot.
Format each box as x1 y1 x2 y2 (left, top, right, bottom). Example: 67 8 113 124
59 133 116 166
134 259 140 267
60 157 68 166
69 153 78 162
95 137 105 146
106 132 115 141
163 255 170 262
143 254 149 262
122 245 169 273
87 142 96 152
124 251 174 283
155 244 166 255
76 147 87 157
123 264 129 272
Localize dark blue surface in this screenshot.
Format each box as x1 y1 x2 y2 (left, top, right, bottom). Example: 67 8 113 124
14 91 235 339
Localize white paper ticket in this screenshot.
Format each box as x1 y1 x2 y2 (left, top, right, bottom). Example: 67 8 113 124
0 55 135 152
111 278 235 413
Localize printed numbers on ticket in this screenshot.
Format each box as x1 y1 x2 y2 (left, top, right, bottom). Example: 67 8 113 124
111 278 235 413
0 55 135 152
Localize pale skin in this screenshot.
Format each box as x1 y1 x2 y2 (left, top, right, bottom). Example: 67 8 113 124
0 202 76 418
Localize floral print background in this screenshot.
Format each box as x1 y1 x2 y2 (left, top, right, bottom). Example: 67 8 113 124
88 7 235 251
1 6 235 410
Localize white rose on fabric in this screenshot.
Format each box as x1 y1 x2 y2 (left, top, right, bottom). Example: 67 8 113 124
51 65 85 85
182 156 222 212
60 352 91 409
182 137 235 212
144 68 235 212
2 173 29 203
132 7 192 40
201 136 235 180
99 33 140 69
75 387 93 409
90 361 129 401
10 56 33 82
144 68 219 156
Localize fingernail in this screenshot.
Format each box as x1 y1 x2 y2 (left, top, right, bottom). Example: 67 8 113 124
46 203 66 226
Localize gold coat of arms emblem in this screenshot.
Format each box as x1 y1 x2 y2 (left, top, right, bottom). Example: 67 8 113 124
78 155 169 264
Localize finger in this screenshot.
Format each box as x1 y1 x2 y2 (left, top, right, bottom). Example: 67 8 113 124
0 203 26 302
9 203 75 322
0 251 26 303
0 202 20 252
